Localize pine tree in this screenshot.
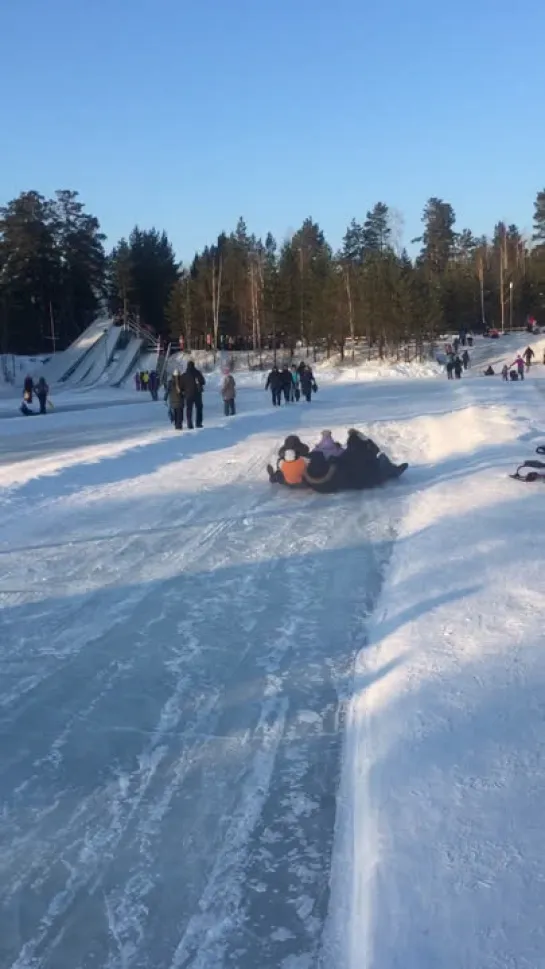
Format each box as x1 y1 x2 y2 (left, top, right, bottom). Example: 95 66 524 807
0 191 61 354
533 190 545 247
419 198 457 273
108 239 133 323
53 190 106 342
342 218 365 264
126 227 179 334
362 202 391 253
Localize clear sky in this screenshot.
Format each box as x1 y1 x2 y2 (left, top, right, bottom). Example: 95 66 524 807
1 0 544 260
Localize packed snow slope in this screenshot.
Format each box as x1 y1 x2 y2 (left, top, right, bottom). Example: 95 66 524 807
1 359 544 968
324 369 545 969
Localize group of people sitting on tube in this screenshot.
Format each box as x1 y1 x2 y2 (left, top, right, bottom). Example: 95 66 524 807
266 429 408 493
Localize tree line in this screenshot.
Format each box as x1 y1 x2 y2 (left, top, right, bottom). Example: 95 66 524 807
2 187 545 356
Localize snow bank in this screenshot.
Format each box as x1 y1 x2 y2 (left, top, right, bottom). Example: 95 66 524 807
325 383 545 969
315 358 442 383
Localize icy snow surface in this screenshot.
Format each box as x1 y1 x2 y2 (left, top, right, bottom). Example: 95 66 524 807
1 344 545 968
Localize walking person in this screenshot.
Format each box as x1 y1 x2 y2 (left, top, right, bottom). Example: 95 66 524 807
446 353 454 379
265 366 283 406
23 375 34 403
524 346 535 371
168 369 185 430
462 349 470 370
300 365 316 402
281 366 292 403
182 360 206 428
511 354 525 380
453 355 463 379
148 370 159 401
290 364 300 401
35 376 49 414
221 371 236 416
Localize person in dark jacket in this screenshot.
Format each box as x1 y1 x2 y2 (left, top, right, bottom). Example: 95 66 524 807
36 376 49 414
181 360 206 428
281 366 292 403
462 349 470 370
23 375 33 403
334 430 407 490
453 356 463 379
265 366 283 406
300 365 316 402
168 369 185 429
304 450 340 493
148 370 159 400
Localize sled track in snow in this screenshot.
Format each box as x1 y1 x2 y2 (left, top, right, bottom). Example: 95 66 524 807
0 436 404 969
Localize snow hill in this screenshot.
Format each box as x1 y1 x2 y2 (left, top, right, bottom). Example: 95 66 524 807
1 332 545 968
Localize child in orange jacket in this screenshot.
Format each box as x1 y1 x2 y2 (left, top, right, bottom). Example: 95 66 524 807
267 449 308 486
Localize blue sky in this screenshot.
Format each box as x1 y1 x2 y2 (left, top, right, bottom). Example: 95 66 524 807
1 0 544 260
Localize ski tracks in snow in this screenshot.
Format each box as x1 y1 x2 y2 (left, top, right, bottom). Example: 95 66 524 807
0 423 401 969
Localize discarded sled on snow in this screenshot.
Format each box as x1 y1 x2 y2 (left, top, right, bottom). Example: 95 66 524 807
268 430 408 493
510 447 545 482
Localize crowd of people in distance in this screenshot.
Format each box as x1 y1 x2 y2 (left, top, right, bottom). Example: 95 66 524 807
135 370 160 399
165 362 239 430
266 429 408 493
485 346 535 381
163 357 320 430
265 362 317 405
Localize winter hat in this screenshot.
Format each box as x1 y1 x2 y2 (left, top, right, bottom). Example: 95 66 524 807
321 429 333 438
283 449 297 462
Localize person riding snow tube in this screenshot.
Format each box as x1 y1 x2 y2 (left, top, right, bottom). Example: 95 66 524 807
277 435 310 461
267 448 308 486
304 451 340 493
334 430 407 490
312 430 344 459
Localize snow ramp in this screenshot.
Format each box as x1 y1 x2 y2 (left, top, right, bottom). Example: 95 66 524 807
105 335 144 386
36 318 113 386
66 324 122 387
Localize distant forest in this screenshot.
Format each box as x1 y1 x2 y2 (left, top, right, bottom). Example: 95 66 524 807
2 188 545 355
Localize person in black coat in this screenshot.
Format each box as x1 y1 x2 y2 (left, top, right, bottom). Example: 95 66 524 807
181 361 206 428
148 370 159 400
304 450 340 493
23 375 34 403
281 366 292 403
300 366 316 402
35 376 49 414
265 366 283 406
334 430 407 490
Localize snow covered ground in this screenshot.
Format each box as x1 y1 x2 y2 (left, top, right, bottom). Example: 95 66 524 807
1 349 545 969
